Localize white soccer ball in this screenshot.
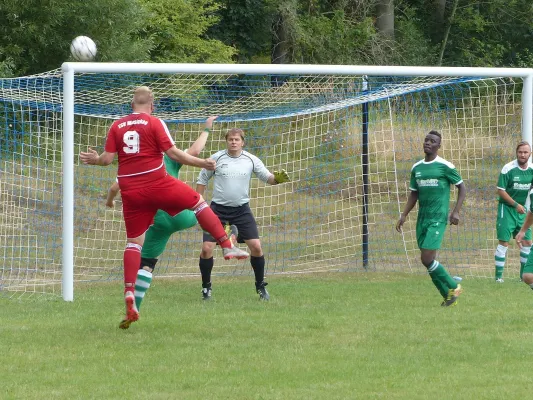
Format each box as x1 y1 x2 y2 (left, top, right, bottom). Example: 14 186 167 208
70 36 97 61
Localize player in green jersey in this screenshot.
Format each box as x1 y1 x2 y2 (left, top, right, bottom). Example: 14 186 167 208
494 141 533 282
396 130 466 307
513 189 533 295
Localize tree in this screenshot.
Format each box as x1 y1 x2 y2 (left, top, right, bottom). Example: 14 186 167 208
405 0 533 67
271 0 297 64
432 0 447 42
138 0 235 63
376 0 394 40
209 0 278 63
394 2 437 66
436 0 458 66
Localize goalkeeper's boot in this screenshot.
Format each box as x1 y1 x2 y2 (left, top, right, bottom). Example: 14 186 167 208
256 281 270 301
119 291 139 329
202 283 212 301
496 278 504 283
223 245 249 260
441 284 462 307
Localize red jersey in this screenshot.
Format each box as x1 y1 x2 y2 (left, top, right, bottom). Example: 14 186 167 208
104 112 175 190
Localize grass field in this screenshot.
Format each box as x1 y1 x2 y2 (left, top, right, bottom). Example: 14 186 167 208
2 272 532 400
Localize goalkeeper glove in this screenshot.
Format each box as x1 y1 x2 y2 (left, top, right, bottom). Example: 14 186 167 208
273 169 290 184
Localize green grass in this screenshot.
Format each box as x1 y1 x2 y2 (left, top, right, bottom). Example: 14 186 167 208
1 273 532 399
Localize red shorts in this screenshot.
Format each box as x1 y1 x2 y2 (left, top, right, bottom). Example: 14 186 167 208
120 175 201 238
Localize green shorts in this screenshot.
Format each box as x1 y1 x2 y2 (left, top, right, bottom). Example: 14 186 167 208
141 209 197 259
416 220 447 250
496 203 532 242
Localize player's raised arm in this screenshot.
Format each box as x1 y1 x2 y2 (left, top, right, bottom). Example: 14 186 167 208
187 116 218 157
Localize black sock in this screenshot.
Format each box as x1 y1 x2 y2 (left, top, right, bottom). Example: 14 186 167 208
250 255 265 286
199 257 214 287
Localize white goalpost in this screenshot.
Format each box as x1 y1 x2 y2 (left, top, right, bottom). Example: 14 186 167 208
1 63 532 300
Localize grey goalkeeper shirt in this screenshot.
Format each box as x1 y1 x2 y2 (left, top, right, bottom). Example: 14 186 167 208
197 150 272 206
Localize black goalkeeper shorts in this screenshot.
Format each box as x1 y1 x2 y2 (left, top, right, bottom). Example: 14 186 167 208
202 202 259 243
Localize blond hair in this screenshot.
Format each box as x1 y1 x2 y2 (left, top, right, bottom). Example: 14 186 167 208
132 86 154 106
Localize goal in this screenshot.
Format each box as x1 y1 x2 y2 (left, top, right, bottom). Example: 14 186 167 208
1 64 532 300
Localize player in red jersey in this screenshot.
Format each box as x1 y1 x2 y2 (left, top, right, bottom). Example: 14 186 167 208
80 86 249 328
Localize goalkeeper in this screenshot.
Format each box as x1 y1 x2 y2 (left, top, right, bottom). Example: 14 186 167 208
105 116 235 328
196 127 291 301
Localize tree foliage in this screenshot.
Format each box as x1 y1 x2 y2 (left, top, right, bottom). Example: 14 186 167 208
0 0 153 76
294 10 377 64
209 0 278 63
449 0 533 67
138 0 235 63
406 0 533 67
1 0 533 77
0 0 233 77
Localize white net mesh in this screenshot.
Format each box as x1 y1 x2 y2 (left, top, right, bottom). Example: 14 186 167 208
0 68 524 297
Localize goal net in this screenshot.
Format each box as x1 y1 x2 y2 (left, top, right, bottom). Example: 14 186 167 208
1 64 531 298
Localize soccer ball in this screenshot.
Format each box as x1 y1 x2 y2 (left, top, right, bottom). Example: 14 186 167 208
70 36 97 61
